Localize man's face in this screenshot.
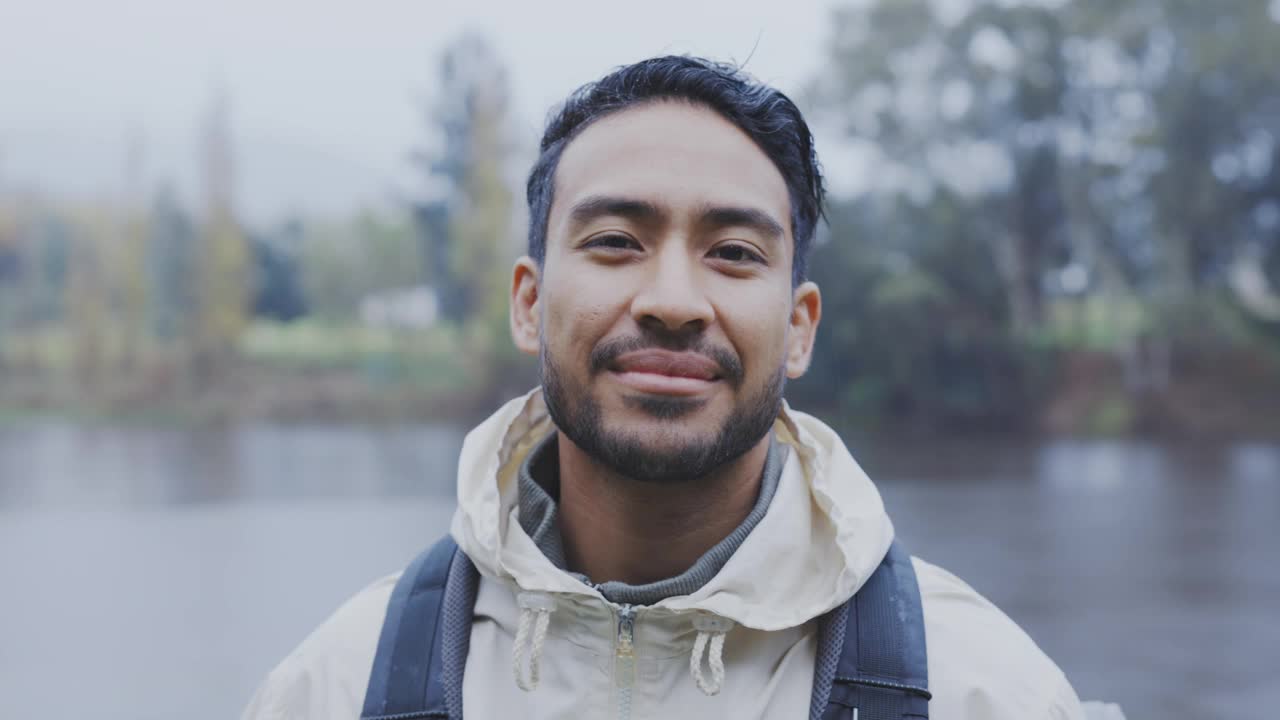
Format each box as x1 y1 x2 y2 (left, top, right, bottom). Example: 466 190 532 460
511 101 820 483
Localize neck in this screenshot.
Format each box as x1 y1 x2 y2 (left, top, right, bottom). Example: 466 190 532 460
554 431 771 586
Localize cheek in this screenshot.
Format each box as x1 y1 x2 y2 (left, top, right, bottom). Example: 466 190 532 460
541 283 624 359
716 286 793 375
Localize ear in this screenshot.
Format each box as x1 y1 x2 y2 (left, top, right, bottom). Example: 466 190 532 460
785 281 821 379
510 256 541 356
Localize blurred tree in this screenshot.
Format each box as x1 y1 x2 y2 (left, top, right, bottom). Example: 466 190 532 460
800 0 1280 429
411 33 515 328
251 221 307 323
800 0 1082 425
0 203 19 363
1 207 72 334
410 33 532 404
34 216 72 326
194 89 250 378
0 228 18 288
798 192 1033 428
66 209 111 390
296 220 357 322
297 211 420 322
147 183 198 341
111 131 150 371
355 211 425 297
1077 0 1280 306
813 0 1078 333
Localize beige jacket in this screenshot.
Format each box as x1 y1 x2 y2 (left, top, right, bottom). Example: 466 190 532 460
243 390 1088 719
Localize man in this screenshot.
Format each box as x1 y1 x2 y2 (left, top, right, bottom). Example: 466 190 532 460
244 56 1087 719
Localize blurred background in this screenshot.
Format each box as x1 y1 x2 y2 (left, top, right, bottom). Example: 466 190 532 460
1 0 1278 718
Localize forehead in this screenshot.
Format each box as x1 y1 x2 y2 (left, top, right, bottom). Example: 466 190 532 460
549 101 792 236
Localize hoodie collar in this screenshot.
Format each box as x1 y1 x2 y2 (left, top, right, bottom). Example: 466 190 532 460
515 430 788 606
449 388 895 631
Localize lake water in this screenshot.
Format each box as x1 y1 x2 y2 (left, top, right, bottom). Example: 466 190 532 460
0 422 1277 719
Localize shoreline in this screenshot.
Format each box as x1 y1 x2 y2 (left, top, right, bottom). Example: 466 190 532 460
3 367 1277 442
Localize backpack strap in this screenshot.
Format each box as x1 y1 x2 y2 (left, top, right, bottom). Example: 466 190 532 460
818 540 931 720
362 535 462 720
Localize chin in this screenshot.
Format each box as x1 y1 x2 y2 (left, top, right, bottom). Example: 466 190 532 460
604 409 727 453
619 393 711 420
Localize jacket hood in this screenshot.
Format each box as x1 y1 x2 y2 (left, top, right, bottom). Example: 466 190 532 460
449 388 894 631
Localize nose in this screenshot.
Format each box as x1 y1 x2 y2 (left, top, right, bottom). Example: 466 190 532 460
629 244 714 335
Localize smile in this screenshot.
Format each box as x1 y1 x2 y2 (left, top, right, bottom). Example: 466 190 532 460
609 350 722 397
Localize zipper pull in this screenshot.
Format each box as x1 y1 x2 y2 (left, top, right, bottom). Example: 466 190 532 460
613 604 638 718
616 604 636 656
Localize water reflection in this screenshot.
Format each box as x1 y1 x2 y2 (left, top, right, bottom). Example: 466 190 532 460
1037 440 1170 493
0 424 1276 720
0 422 463 507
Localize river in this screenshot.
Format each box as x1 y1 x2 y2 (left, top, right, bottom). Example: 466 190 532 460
0 422 1276 719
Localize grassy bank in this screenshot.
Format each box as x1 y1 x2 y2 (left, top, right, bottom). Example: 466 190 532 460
0 320 532 425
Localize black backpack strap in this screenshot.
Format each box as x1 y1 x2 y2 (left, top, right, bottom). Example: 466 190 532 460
362 535 461 720
817 541 931 720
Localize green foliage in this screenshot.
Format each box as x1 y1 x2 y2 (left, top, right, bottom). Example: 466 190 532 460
413 33 516 329
297 211 423 322
6 14 1280 431
794 0 1280 431
410 33 534 404
1086 395 1137 436
148 184 198 341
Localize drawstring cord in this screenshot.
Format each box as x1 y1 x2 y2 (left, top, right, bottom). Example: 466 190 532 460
513 592 556 692
690 614 735 695
512 594 734 698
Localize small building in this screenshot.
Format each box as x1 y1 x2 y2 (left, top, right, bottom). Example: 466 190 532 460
358 285 439 330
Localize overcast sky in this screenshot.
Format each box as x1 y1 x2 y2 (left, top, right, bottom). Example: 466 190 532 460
0 0 849 224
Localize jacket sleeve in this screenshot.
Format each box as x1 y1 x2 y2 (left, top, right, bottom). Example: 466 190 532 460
912 556 1087 720
1048 662 1087 720
241 574 399 720
240 652 321 720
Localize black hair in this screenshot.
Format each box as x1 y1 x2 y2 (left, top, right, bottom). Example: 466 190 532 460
525 55 825 285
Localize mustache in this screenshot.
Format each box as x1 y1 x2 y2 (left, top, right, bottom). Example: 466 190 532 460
589 333 744 385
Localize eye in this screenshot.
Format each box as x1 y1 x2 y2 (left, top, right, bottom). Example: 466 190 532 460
584 233 640 251
710 243 765 264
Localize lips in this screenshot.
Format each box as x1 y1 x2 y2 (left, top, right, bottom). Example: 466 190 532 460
607 349 723 397
612 349 722 380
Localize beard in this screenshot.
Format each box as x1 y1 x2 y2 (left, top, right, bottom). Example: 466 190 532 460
540 334 785 484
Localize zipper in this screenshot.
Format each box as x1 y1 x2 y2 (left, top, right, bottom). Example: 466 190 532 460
613 604 636 720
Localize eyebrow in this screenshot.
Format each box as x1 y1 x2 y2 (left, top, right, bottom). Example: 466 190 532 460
566 194 786 243
696 204 786 242
566 195 662 232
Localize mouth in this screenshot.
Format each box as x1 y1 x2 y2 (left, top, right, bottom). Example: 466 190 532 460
608 349 722 397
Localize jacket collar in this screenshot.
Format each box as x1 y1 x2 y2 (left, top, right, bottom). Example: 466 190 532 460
449 388 895 631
